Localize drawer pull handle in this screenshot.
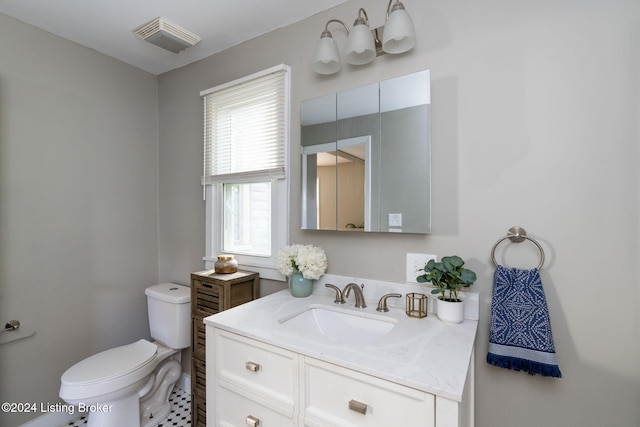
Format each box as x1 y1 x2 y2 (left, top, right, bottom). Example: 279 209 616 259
349 399 368 415
246 415 260 426
245 361 261 372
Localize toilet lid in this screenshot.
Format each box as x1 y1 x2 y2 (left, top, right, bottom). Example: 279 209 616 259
61 339 158 386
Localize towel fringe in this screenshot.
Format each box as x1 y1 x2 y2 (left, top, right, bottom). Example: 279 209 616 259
487 353 562 378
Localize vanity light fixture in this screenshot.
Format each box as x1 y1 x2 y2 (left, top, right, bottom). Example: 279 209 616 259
312 0 416 75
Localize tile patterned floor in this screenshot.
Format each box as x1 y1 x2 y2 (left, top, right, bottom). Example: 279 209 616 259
64 386 191 426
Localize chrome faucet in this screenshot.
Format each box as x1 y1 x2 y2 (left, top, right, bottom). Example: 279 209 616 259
324 283 345 304
343 283 366 308
376 293 402 312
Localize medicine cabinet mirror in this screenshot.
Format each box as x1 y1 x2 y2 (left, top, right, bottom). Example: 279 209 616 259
301 69 431 233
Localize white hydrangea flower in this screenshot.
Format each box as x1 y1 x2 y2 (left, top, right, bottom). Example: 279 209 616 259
276 244 327 280
276 244 303 277
296 245 328 280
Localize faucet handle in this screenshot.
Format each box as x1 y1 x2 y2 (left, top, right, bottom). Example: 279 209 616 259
325 284 345 304
376 293 402 312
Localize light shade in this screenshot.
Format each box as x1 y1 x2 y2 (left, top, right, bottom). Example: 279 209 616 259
345 19 376 65
312 32 342 75
382 1 416 54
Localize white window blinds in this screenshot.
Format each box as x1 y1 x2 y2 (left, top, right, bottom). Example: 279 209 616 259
201 65 289 184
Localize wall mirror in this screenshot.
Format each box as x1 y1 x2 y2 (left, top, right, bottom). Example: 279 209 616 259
301 69 431 233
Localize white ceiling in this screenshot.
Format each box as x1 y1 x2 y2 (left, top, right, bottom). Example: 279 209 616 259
0 0 349 75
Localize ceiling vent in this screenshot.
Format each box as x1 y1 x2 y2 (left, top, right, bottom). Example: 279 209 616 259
134 17 201 54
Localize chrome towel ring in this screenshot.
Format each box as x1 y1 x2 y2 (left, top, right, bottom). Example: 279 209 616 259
491 226 545 270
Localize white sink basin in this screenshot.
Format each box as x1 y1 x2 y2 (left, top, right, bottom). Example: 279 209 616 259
278 305 396 344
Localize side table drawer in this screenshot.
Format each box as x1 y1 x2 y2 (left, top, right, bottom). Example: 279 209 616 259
302 357 435 427
193 281 221 318
192 318 207 359
213 329 297 411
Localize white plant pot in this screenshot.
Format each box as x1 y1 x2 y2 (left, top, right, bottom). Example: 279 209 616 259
436 297 465 323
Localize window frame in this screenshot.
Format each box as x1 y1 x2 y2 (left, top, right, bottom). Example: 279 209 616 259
201 64 290 280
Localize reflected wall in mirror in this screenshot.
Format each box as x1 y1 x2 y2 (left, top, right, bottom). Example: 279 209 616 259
301 70 431 233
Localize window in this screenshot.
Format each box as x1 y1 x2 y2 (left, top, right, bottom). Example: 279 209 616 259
222 182 271 256
201 65 290 280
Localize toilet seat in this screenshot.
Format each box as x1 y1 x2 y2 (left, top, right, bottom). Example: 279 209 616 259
60 339 159 401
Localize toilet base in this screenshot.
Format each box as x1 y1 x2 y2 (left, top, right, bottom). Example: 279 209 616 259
85 391 141 427
141 401 172 427
78 374 153 427
83 358 182 427
140 359 182 427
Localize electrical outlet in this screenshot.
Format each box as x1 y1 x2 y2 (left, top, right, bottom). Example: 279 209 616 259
406 253 437 283
388 213 402 227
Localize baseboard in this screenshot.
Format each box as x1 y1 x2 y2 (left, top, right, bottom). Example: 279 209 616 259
176 372 191 393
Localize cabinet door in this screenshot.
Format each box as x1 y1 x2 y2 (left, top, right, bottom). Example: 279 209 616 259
215 383 297 427
302 357 435 427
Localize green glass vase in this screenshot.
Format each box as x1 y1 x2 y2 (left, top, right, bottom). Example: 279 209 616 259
289 272 313 297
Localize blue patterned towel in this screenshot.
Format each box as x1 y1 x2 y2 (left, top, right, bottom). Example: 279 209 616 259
487 265 561 377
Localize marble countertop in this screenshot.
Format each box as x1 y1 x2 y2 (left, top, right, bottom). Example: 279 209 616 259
204 275 478 402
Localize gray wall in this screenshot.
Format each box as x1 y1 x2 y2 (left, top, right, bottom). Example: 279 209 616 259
158 1 640 426
0 14 159 426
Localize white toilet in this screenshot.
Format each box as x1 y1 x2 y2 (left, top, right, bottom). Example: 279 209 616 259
59 283 191 427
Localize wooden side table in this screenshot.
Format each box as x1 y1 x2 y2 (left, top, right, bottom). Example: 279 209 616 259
190 269 259 427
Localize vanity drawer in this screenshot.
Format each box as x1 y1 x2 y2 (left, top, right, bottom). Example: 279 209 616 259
214 383 297 427
302 357 435 427
213 329 298 411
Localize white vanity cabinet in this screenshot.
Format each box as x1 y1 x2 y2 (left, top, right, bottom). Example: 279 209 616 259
208 326 473 427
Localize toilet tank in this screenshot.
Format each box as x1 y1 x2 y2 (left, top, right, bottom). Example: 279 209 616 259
145 283 191 349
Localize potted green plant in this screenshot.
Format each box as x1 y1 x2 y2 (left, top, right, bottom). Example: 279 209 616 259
416 255 477 323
